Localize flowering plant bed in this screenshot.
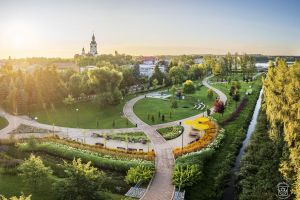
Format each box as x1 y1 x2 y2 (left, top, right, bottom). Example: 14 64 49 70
173 122 218 157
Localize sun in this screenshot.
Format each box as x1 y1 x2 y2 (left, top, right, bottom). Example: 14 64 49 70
2 20 38 50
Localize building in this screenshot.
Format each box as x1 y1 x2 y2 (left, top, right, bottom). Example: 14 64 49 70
139 57 166 77
89 33 97 56
79 34 98 57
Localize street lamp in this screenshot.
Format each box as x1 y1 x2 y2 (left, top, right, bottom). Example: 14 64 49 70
181 129 184 154
34 117 38 121
76 108 79 127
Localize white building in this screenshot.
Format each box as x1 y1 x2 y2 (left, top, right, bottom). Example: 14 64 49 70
80 65 98 72
139 64 165 77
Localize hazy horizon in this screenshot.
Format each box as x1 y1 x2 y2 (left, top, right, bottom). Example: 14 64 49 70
0 0 300 59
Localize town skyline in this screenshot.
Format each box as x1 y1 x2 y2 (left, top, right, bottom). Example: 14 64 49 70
0 0 300 58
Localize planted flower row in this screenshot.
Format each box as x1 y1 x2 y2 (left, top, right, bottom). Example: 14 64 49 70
18 141 154 172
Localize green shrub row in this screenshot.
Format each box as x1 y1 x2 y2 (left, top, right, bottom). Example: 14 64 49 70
18 142 154 172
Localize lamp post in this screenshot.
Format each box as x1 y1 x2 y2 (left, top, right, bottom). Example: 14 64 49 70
76 108 79 127
181 129 183 155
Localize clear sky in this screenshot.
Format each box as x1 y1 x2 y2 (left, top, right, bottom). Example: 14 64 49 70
0 0 299 58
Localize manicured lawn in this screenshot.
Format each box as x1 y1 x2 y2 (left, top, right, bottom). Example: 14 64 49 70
30 98 134 129
211 79 261 121
134 87 216 125
0 173 56 200
0 117 8 130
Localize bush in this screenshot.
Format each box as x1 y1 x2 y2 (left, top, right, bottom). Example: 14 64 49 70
183 80 196 94
171 100 178 108
172 164 202 188
125 165 154 185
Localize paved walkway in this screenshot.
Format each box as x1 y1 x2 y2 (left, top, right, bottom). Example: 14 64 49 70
123 75 227 200
0 75 227 200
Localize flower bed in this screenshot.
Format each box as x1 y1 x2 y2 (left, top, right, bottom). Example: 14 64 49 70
18 141 154 172
157 126 184 140
176 128 225 165
173 122 218 157
44 137 155 160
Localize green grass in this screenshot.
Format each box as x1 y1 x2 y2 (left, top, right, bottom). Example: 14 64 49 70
134 87 215 125
0 117 8 130
30 97 134 129
211 79 261 121
0 172 57 200
157 126 184 140
0 173 129 200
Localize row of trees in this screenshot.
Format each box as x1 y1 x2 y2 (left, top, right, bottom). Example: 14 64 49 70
263 59 300 198
0 63 126 114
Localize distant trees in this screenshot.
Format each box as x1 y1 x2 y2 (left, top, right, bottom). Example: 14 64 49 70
169 66 187 84
150 65 165 85
88 67 123 107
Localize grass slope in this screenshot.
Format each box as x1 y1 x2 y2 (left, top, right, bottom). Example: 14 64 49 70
134 87 215 125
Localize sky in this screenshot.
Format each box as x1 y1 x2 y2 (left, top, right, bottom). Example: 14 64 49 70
0 0 300 58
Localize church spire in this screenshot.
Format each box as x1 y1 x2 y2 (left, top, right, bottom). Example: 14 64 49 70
92 33 95 42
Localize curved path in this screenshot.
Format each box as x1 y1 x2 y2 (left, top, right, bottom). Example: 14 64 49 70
122 75 227 200
0 75 227 200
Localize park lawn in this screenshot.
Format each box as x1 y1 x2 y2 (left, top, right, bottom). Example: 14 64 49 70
211 78 261 121
0 174 129 200
0 172 57 200
133 87 216 125
0 117 8 130
30 98 134 129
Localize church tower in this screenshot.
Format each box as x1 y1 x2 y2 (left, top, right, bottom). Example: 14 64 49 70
89 33 97 56
81 47 85 56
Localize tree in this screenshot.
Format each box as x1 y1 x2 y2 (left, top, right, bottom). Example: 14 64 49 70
125 165 154 185
263 59 300 198
169 66 187 84
207 89 213 99
171 99 178 108
88 67 123 106
150 65 165 85
0 194 31 200
188 64 204 80
55 158 107 200
18 154 53 191
68 73 82 97
63 94 75 106
152 79 158 89
172 165 202 188
183 80 196 94
214 99 225 116
170 85 177 98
